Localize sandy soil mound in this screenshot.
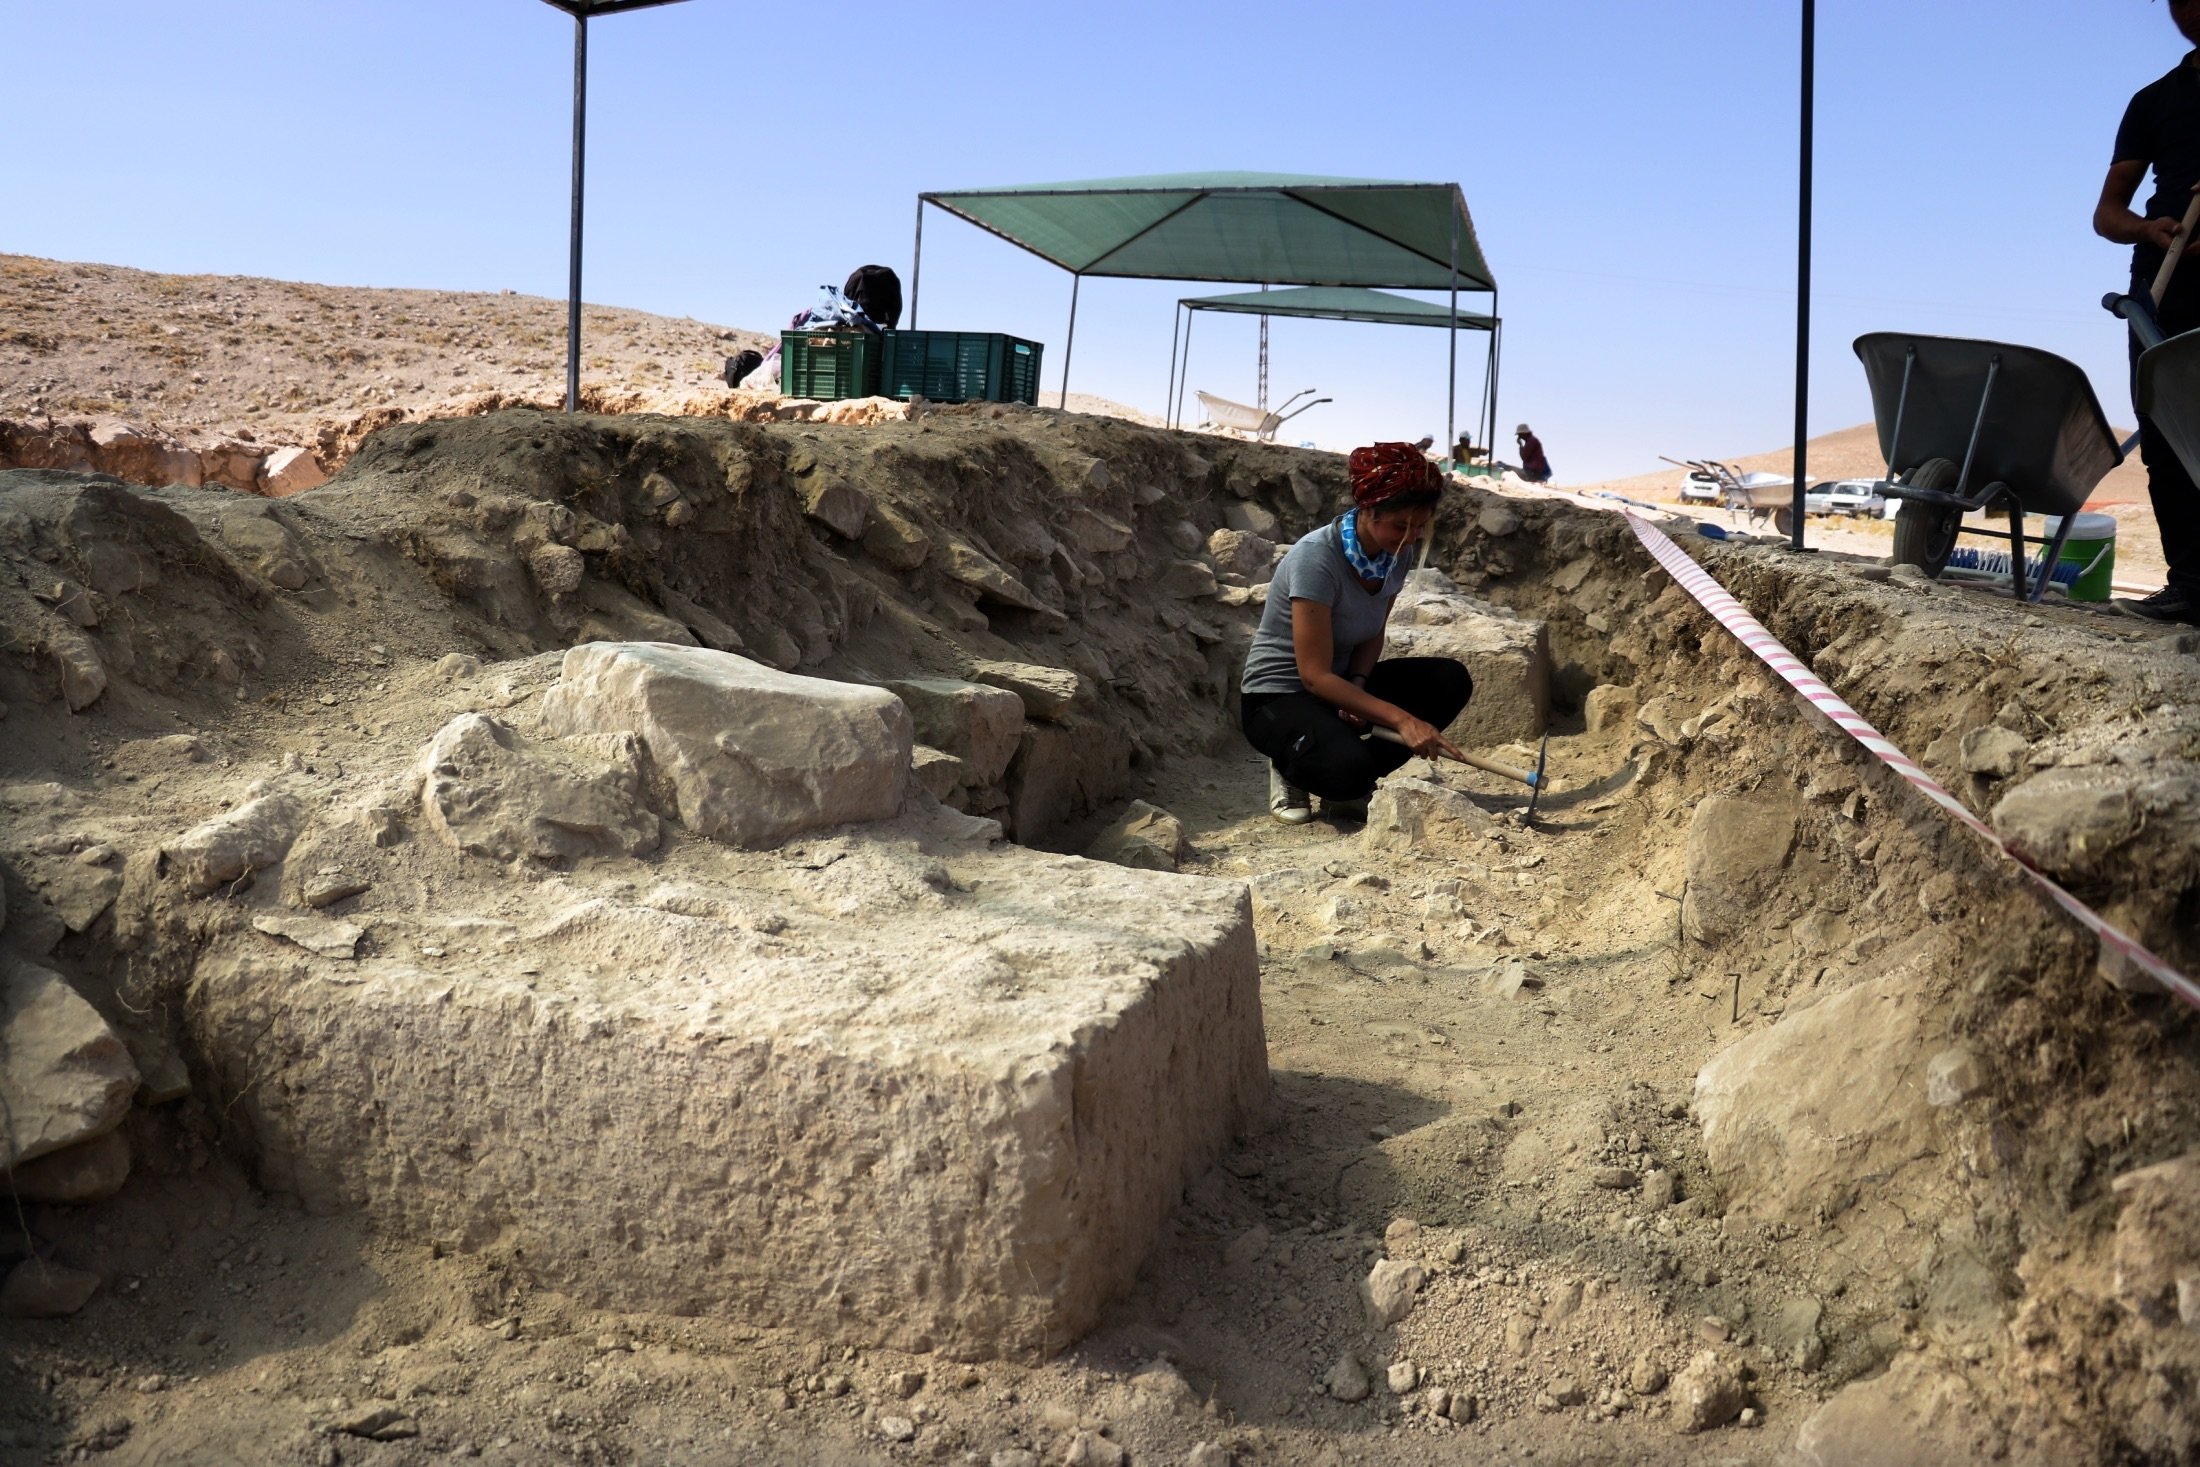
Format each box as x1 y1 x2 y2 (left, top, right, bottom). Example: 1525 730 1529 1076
1 402 2197 1466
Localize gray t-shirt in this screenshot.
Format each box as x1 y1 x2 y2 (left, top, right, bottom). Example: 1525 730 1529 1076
1240 519 1406 695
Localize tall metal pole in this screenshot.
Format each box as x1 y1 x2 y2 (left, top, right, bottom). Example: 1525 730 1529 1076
1059 273 1080 410
564 10 588 413
1791 0 1815 548
1446 200 1461 456
909 198 924 329
1175 309 1195 429
1487 296 1502 464
1257 282 1269 412
1165 303 1181 430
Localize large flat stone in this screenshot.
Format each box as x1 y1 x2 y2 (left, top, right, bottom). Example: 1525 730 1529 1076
1693 967 1939 1220
187 812 1267 1359
883 678 1025 789
1381 605 1549 746
1 957 140 1169
538 643 910 849
1680 794 1798 944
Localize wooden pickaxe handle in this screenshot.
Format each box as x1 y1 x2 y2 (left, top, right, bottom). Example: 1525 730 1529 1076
1369 726 1543 788
2150 187 2200 307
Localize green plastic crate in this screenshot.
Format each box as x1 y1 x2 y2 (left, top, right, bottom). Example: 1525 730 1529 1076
780 329 881 401
877 331 1044 405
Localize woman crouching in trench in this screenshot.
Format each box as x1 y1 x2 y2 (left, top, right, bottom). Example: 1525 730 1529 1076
1240 443 1473 823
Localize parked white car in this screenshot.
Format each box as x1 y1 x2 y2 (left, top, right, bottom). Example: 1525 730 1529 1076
1818 478 1887 516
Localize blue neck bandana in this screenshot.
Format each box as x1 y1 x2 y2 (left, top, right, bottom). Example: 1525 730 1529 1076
1337 511 1395 583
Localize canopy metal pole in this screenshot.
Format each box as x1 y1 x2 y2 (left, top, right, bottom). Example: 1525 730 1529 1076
1477 326 1495 463
1165 302 1181 431
1446 203 1460 454
1175 308 1195 429
564 9 588 412
909 198 924 329
1791 0 1815 550
1059 273 1080 410
1487 297 1502 465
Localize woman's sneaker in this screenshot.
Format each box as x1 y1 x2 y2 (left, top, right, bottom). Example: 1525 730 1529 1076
1269 766 1315 824
1322 795 1370 823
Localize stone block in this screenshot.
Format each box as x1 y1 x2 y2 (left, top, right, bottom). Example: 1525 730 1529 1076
1584 684 1637 733
4 1128 130 1203
418 713 660 865
1793 1357 2012 1467
1959 725 2027 778
1084 801 1185 872
1990 770 2143 884
261 446 329 498
1 957 139 1170
1205 529 1278 581
187 815 1267 1358
911 745 965 802
862 503 931 571
971 660 1086 722
1669 1350 1743 1433
1680 795 1797 943
1061 506 1133 556
1924 1046 1985 1107
941 542 1044 612
538 643 909 849
1693 969 1936 1219
2111 1150 2200 1325
162 792 305 894
51 626 106 711
884 678 1025 787
0 1259 101 1318
1381 613 1549 747
1363 777 1495 853
1160 560 1219 599
801 478 872 540
1222 501 1281 540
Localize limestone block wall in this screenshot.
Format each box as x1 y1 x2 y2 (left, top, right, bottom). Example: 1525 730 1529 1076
187 832 1267 1359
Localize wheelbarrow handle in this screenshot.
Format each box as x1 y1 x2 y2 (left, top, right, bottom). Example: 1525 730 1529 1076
2151 187 2200 308
2106 291 2169 351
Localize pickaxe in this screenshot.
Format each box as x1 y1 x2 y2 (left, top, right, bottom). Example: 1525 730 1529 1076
1371 727 1551 819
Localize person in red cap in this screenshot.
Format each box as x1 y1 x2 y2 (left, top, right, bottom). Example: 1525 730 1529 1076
1239 442 1473 824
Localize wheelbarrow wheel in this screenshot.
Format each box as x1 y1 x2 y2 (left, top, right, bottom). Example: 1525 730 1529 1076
1891 457 1962 577
1773 506 1796 536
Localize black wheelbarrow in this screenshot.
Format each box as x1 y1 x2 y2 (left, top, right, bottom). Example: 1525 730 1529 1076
2104 289 2200 487
1853 332 2124 599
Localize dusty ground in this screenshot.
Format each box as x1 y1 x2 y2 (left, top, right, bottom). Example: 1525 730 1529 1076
2 263 2199 1467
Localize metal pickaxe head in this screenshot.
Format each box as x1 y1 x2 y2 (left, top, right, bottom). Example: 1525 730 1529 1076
1523 730 1550 820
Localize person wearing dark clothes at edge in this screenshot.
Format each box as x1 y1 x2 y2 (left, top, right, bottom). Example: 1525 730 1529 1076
1239 443 1473 825
1514 424 1553 485
2096 0 2200 624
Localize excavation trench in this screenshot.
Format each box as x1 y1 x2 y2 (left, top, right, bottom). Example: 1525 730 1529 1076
1 407 2197 1463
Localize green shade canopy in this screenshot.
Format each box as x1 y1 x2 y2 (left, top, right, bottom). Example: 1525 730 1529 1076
1181 286 1494 330
922 172 1496 291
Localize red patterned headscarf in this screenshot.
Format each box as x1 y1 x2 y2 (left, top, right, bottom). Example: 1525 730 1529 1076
1347 442 1441 508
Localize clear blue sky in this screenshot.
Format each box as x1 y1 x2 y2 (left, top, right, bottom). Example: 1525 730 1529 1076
3 1 2187 480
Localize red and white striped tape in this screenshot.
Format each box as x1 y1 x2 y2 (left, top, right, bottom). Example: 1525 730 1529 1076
1625 512 2199 1009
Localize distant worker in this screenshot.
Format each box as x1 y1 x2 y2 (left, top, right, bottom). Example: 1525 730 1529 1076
1412 435 1436 454
1239 443 1472 825
1515 423 1553 484
2095 0 2200 624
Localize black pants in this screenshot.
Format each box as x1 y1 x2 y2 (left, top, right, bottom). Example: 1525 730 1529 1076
1241 658 1473 802
2134 270 2200 590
